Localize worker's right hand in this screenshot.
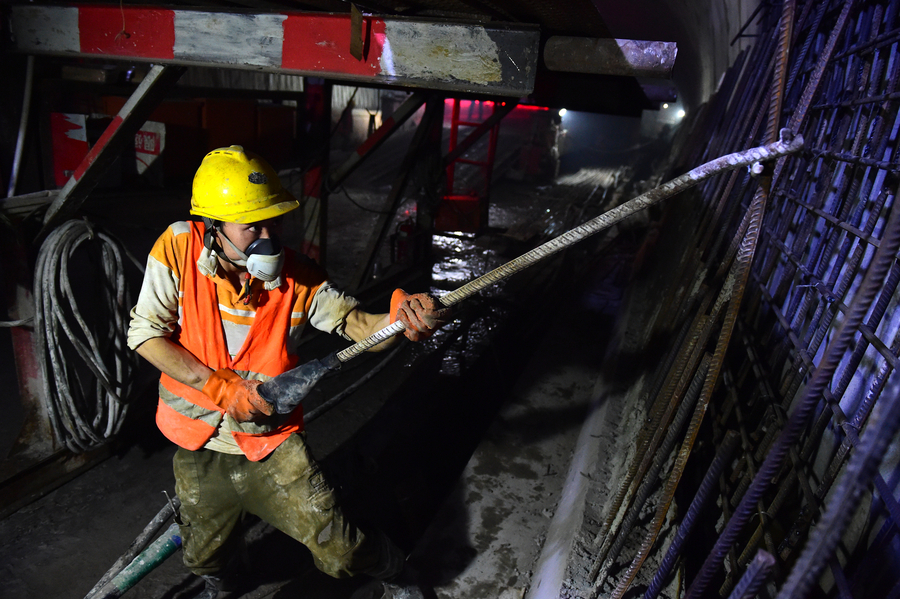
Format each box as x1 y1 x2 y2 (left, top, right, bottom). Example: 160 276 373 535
202 369 275 423
390 288 453 341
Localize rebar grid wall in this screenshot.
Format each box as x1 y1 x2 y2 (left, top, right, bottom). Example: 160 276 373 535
591 0 900 598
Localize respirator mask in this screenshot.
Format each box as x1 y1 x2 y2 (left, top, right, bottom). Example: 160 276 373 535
204 218 285 282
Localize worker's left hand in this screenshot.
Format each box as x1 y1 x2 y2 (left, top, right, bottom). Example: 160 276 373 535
391 289 454 341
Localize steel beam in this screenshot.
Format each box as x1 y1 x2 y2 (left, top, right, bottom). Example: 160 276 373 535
9 5 540 97
38 64 186 240
543 36 677 79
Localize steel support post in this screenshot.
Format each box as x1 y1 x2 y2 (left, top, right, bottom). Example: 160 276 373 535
441 101 517 169
349 96 444 293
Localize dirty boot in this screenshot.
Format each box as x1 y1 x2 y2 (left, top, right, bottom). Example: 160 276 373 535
191 575 223 599
380 580 426 599
350 580 425 599
350 566 427 599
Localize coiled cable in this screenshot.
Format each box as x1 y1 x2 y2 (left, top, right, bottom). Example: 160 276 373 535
34 218 138 453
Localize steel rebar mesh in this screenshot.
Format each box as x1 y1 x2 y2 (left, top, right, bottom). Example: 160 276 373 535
592 0 900 598
702 0 900 596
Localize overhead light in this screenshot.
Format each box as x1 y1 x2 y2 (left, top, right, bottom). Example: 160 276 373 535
559 108 567 117
663 103 669 109
677 109 686 119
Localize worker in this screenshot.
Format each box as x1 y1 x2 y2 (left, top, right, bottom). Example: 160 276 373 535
126 146 450 599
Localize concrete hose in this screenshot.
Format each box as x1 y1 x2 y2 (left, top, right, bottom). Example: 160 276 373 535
34 218 137 453
337 130 806 363
259 132 806 414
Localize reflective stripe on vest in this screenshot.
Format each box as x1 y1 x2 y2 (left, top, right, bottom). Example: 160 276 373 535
155 221 304 461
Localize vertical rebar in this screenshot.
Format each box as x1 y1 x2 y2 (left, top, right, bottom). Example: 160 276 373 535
774 369 900 599
727 550 777 599
594 355 712 588
643 430 740 599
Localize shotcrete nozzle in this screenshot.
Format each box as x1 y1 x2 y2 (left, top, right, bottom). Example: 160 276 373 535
257 352 342 414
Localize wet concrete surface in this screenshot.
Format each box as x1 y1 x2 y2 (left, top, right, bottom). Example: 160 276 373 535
410 282 618 599
0 169 646 598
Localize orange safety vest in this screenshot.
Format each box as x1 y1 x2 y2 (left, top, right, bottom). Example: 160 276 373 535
155 221 308 461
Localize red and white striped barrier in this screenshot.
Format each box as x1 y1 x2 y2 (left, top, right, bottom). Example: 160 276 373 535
9 5 539 96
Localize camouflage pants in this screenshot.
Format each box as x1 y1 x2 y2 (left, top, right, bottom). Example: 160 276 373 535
173 433 403 579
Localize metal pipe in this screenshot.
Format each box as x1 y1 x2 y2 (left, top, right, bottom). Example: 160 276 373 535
93 522 182 599
7 55 34 198
84 497 181 599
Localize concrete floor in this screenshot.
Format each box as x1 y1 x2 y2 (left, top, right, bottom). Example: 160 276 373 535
408 267 619 598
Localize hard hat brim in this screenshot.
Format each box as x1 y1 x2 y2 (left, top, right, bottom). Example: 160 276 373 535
190 189 300 223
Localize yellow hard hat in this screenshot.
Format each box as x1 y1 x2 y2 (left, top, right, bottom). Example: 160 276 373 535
189 145 299 223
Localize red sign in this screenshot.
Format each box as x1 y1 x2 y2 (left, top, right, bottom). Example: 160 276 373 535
135 130 161 155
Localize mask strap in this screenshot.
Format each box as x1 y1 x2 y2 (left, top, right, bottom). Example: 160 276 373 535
203 218 249 267
218 233 250 265
202 217 218 249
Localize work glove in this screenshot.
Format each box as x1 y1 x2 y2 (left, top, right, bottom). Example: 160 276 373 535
390 288 453 342
202 369 274 423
